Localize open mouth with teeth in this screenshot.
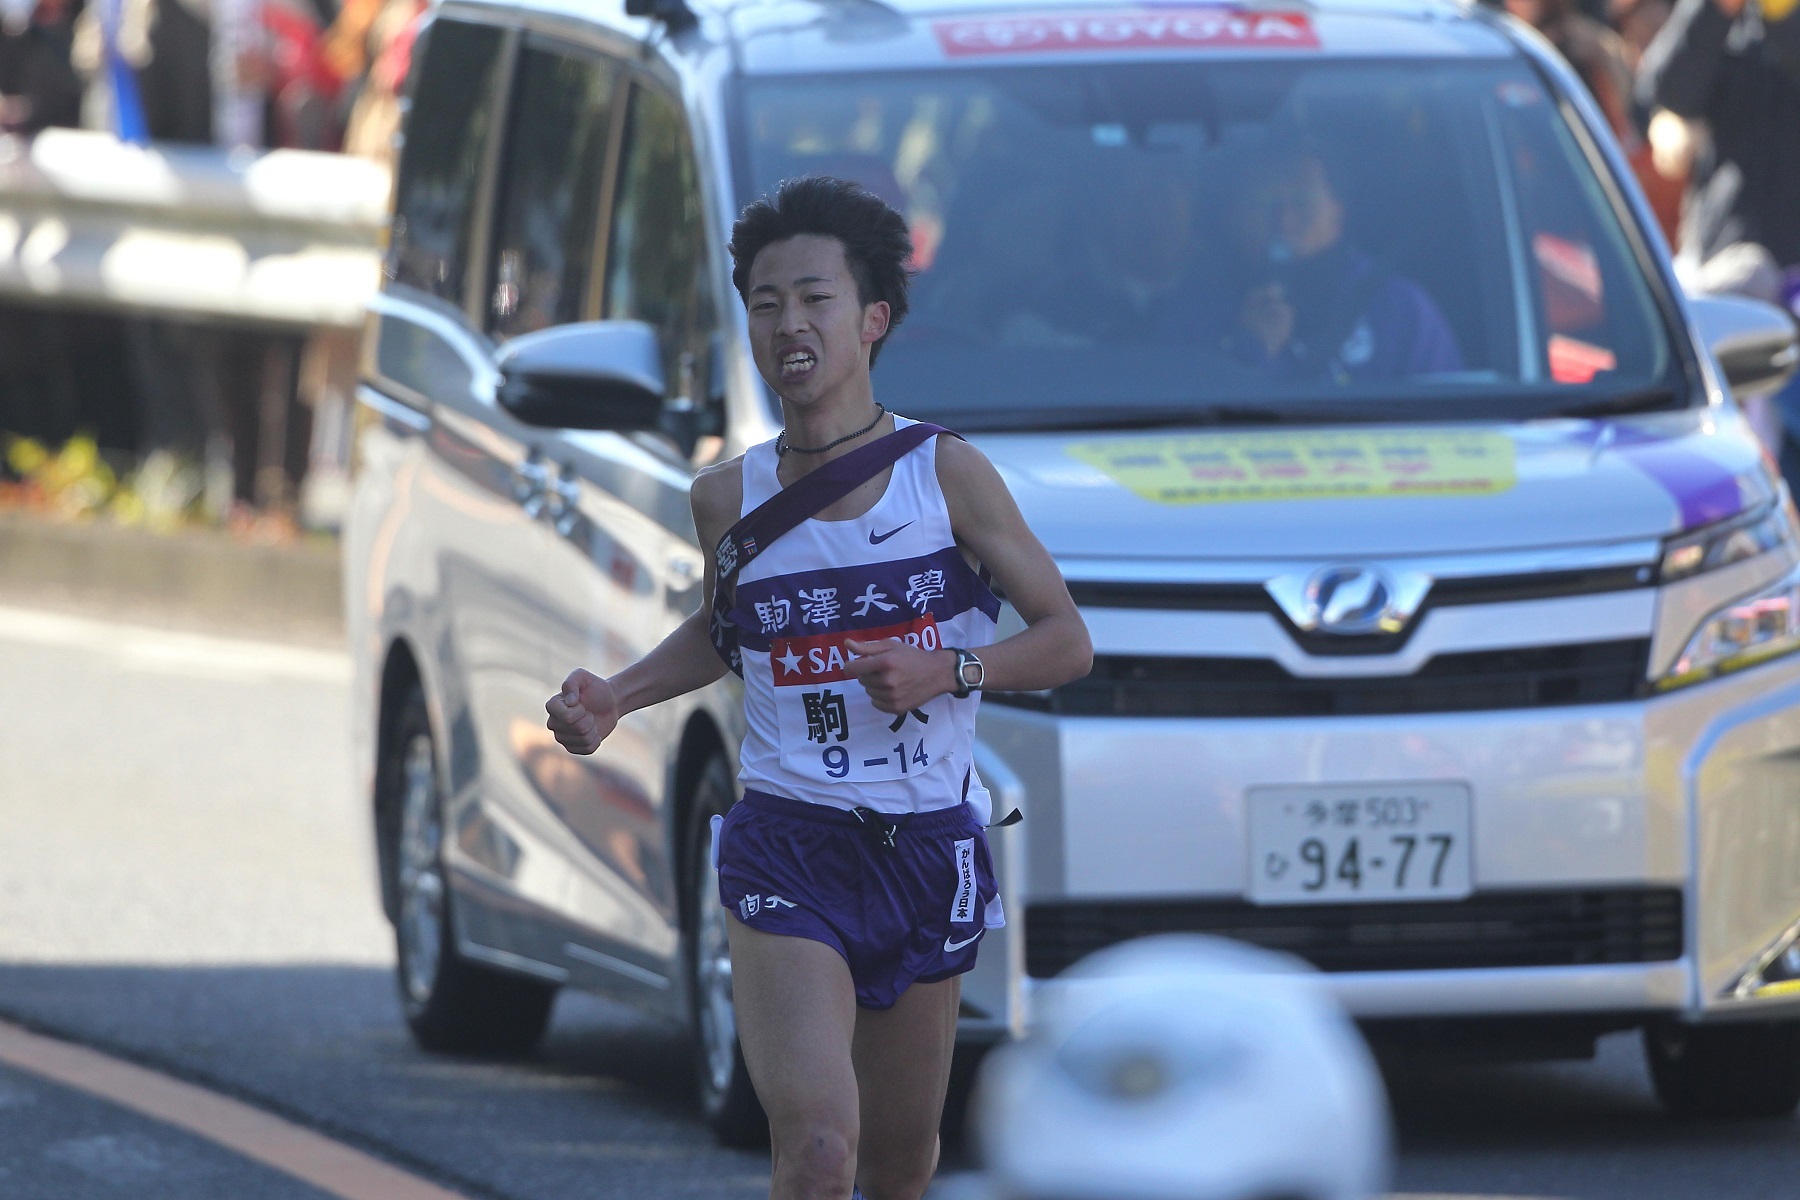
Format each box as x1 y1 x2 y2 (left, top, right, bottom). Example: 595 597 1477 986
780 350 817 381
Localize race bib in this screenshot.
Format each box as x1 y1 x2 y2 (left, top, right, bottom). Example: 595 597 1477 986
769 616 955 784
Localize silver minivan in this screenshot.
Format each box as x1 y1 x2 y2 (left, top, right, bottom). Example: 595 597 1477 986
345 0 1800 1142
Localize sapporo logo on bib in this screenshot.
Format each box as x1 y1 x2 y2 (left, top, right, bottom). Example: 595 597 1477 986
770 614 953 784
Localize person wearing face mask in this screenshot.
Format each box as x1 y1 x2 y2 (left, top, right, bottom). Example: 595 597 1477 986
1223 147 1464 385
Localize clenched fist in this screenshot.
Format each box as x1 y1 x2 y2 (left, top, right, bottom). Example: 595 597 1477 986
546 668 620 755
844 638 955 714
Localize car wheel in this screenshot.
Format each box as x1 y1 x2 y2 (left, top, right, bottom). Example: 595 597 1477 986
387 686 556 1057
685 753 767 1147
1644 1019 1800 1119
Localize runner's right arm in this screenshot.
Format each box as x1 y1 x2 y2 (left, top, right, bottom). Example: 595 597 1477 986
546 458 743 755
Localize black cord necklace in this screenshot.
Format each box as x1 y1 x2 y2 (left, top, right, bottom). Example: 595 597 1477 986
777 404 886 457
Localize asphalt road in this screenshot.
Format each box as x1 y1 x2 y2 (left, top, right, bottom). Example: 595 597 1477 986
2 600 1798 1200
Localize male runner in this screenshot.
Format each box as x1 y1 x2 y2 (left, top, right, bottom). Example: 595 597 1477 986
544 176 1092 1200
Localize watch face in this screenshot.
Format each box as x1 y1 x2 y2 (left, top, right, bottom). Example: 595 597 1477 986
959 651 982 689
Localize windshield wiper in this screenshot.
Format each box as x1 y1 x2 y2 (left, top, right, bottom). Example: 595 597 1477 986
952 404 1309 433
1539 385 1687 419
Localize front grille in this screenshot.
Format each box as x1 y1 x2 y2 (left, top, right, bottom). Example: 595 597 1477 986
988 639 1649 718
1065 566 1652 613
1065 567 1655 657
1025 888 1684 977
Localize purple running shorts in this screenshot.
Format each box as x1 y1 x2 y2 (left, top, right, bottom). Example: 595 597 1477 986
714 789 1005 1010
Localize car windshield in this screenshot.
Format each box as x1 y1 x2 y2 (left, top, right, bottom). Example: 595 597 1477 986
734 58 1682 431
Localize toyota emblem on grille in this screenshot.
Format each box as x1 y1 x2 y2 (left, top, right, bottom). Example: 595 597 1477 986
1307 565 1405 635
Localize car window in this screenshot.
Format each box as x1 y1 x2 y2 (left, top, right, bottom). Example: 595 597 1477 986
389 19 508 307
604 82 711 394
737 60 1679 430
487 44 619 339
376 311 476 401
1493 84 1665 386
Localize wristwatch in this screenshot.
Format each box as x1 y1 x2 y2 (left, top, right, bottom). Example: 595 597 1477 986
950 646 985 698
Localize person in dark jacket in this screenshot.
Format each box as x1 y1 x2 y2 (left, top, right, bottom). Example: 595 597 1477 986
1640 0 1800 496
1637 0 1800 275
1223 148 1465 384
0 0 82 134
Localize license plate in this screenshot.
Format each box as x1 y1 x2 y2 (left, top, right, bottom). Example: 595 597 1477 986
1247 783 1473 905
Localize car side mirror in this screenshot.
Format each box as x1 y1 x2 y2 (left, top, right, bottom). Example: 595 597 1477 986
496 320 667 431
1688 293 1800 398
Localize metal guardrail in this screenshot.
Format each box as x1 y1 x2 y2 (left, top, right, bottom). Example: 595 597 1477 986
0 129 390 330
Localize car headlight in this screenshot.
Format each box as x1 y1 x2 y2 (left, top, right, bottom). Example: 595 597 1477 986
1657 564 1800 691
1659 503 1790 582
1654 503 1800 692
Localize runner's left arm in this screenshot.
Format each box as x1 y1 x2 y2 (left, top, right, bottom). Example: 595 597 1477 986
846 437 1091 712
547 458 739 753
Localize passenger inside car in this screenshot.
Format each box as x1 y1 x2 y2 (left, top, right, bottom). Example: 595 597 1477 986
1064 154 1218 346
1220 145 1465 383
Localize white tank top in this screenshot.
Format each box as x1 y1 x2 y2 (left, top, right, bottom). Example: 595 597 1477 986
728 417 1000 818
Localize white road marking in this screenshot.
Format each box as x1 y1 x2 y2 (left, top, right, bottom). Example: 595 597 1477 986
0 604 349 684
0 1019 470 1200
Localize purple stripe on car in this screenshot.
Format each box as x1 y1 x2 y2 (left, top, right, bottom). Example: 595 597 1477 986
1616 439 1748 530
1564 421 1757 531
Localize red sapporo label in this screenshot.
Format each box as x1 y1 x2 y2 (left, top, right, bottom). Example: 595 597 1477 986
769 616 942 686
933 8 1320 57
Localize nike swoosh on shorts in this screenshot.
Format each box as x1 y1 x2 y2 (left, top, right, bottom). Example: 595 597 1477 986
869 522 912 544
944 931 983 953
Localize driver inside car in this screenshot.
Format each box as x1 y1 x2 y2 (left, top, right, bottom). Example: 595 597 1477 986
1223 145 1465 383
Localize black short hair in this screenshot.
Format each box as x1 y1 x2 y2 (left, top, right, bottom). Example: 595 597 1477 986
729 176 912 366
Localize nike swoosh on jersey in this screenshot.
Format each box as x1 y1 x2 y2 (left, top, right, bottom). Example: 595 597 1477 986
944 931 983 953
869 522 912 545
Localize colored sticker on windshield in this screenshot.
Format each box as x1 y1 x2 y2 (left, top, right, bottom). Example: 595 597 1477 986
1068 430 1516 505
933 8 1320 58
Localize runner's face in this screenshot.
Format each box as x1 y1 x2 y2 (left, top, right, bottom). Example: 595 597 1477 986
745 234 888 408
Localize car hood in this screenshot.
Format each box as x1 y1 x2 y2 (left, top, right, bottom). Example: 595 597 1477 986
971 407 1778 563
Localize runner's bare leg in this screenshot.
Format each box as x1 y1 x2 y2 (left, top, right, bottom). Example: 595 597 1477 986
728 919 860 1200
852 976 960 1200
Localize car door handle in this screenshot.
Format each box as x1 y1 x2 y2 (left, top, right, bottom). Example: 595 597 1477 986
513 455 550 518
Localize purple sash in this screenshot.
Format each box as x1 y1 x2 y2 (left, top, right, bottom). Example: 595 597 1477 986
709 423 956 677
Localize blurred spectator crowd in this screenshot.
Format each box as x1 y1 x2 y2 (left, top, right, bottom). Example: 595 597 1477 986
1502 0 1800 302
1 0 1799 535
1499 0 1800 463
0 0 422 154
0 0 422 536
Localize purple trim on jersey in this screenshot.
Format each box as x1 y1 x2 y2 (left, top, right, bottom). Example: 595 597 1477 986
731 546 1001 654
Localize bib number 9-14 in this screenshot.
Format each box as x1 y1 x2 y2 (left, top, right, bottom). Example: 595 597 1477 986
822 738 930 779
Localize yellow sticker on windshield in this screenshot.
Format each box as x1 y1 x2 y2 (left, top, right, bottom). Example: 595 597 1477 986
1068 430 1516 505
